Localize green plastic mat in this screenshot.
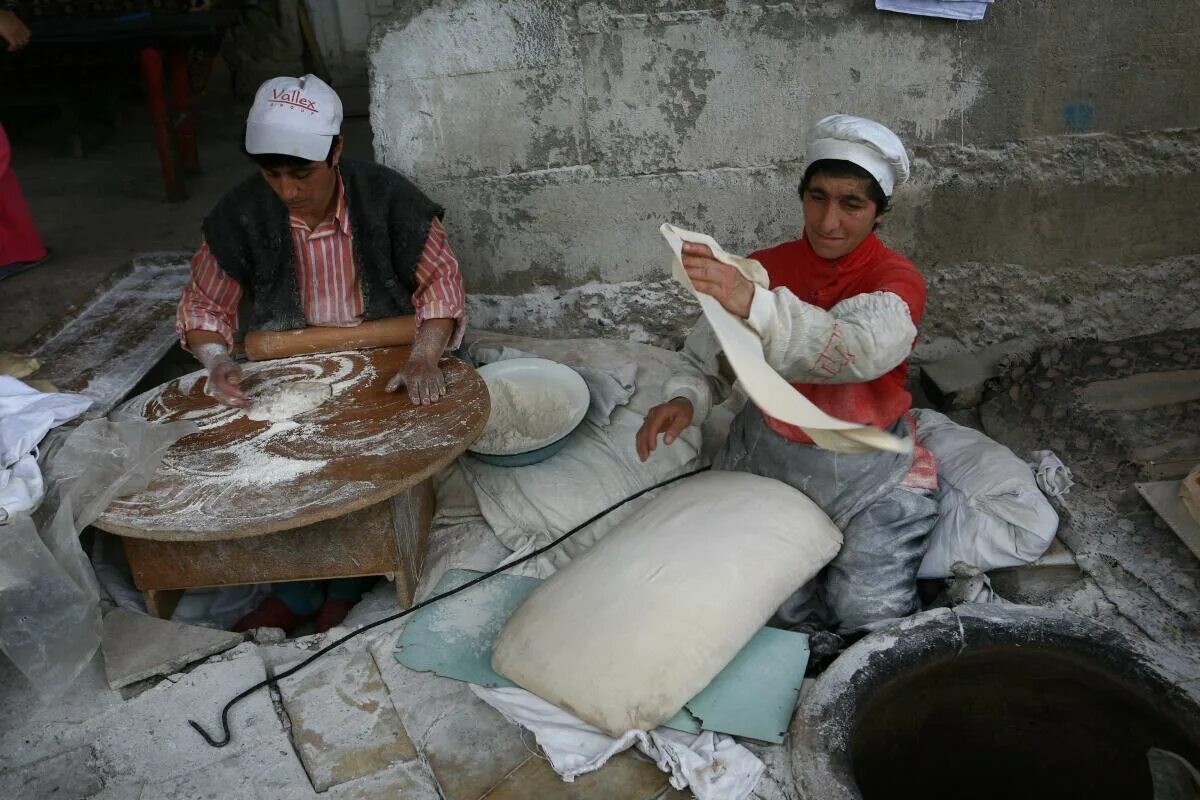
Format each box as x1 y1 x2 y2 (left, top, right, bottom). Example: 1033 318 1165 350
395 569 809 743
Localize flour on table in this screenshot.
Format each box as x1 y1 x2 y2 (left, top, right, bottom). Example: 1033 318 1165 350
473 378 576 454
246 380 332 422
227 442 324 485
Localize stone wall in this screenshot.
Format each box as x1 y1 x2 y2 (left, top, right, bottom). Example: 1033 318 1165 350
368 0 1200 354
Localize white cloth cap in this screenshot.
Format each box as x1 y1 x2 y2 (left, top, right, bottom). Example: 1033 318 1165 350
805 114 910 196
245 74 343 161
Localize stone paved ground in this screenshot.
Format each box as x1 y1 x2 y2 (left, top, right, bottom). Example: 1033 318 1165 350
978 328 1200 667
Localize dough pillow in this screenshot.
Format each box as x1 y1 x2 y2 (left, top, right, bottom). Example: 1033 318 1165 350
491 470 843 737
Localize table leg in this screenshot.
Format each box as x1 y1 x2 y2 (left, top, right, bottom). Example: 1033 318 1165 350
390 479 434 607
168 47 199 175
144 589 185 620
138 47 186 202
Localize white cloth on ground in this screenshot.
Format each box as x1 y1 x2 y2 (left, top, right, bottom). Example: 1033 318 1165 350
0 454 43 522
0 376 92 522
1026 450 1074 497
876 0 992 21
0 376 93 466
943 561 1010 606
472 685 763 800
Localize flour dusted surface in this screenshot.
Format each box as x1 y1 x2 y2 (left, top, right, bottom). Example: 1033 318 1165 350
246 380 332 422
474 378 575 454
98 349 490 540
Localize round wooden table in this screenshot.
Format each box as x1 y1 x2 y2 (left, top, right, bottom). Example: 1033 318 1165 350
94 347 489 616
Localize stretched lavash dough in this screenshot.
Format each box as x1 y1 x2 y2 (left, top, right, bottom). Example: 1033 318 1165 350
491 470 843 737
661 223 909 454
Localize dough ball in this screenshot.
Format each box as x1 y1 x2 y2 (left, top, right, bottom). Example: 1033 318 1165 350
247 380 332 422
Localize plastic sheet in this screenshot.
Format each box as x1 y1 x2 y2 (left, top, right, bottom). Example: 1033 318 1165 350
0 416 194 695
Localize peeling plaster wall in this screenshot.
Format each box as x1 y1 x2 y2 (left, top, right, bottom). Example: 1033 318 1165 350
369 0 1200 353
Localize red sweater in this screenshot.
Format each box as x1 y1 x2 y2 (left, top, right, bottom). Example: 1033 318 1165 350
749 233 925 445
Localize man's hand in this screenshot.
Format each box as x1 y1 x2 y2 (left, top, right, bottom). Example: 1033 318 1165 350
636 397 695 462
682 242 755 319
0 11 31 52
191 338 250 408
206 359 250 408
387 318 456 405
387 355 446 405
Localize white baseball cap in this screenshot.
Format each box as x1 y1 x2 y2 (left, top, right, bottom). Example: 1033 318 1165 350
805 115 910 196
245 74 343 161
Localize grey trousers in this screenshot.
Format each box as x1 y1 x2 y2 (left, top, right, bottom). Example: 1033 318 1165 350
716 407 938 635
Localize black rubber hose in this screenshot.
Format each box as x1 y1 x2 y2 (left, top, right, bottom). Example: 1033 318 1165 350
188 465 710 747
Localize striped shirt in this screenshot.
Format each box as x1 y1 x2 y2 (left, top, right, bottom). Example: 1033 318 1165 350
176 173 465 350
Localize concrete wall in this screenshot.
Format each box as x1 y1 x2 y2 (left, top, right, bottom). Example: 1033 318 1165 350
368 0 1200 354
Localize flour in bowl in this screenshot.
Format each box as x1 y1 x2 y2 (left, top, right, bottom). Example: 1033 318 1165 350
474 378 577 454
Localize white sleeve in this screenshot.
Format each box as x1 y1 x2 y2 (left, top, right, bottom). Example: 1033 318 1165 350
661 318 732 425
745 286 917 384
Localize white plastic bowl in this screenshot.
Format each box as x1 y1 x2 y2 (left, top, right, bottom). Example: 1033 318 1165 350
469 358 590 463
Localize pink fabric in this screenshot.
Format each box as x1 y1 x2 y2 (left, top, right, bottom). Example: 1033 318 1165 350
901 414 938 491
177 172 466 349
0 123 48 268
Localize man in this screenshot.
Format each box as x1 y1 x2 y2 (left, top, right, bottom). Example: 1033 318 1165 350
636 115 937 637
176 75 466 633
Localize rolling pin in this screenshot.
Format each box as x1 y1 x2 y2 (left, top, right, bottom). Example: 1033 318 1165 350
243 316 416 361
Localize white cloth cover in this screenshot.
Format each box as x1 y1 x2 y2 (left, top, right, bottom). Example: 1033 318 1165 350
0 376 93 522
913 409 1060 578
461 334 706 577
491 470 843 737
462 413 702 577
472 685 763 800
806 114 911 195
943 562 1010 606
1026 449 1075 497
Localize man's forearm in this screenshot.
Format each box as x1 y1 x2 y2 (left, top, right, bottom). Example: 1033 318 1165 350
409 318 455 363
747 288 916 384
185 330 230 360
662 320 731 425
